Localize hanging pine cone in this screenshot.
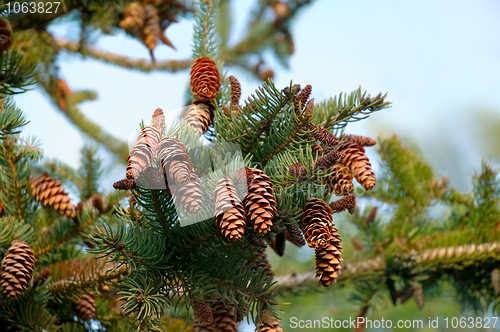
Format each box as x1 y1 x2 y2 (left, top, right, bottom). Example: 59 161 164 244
313 151 345 170
113 178 136 190
301 198 334 249
212 297 238 332
365 206 378 224
257 308 282 332
191 57 221 101
193 312 217 332
245 228 267 249
322 164 354 196
342 134 377 147
174 173 203 214
244 168 277 235
142 5 162 57
192 299 213 324
269 232 286 256
0 241 35 300
126 125 161 179
329 194 356 214
285 222 305 247
32 267 51 288
311 143 323 154
0 19 12 54
337 140 375 190
184 102 215 135
157 137 193 185
315 233 343 287
73 294 96 321
214 177 246 242
119 2 145 32
30 175 76 218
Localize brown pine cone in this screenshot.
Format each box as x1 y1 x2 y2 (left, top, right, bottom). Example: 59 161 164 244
342 134 377 147
142 5 161 53
152 108 165 135
193 312 217 332
257 308 282 332
30 175 76 218
174 174 203 214
157 137 193 185
365 206 378 224
214 178 246 242
311 143 323 154
184 102 215 135
119 2 145 32
192 299 213 324
293 84 312 114
269 232 285 256
329 194 356 214
190 57 221 101
0 241 35 300
229 75 241 114
73 294 96 321
245 228 267 249
244 168 277 235
311 125 339 146
301 198 334 249
212 297 238 332
32 267 51 288
289 163 307 178
337 140 375 190
322 164 354 196
126 125 161 179
137 166 165 189
0 19 12 54
113 178 136 190
285 222 305 247
315 234 343 287
313 151 345 170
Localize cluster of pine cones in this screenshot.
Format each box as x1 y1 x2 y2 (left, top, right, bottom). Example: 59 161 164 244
119 0 175 60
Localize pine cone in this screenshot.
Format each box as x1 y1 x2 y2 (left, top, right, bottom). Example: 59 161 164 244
142 5 161 53
293 84 311 114
313 151 345 170
73 294 96 321
32 267 50 288
137 166 165 189
0 19 12 54
119 2 145 32
342 134 376 147
315 234 343 287
311 143 323 154
212 297 238 332
113 178 136 190
245 228 267 249
126 125 161 179
269 232 285 256
190 57 221 101
234 166 253 186
157 137 193 185
30 175 76 218
174 173 203 213
193 312 217 332
184 102 214 135
257 308 282 332
285 223 305 247
289 163 307 178
311 125 339 146
365 206 378 224
244 168 277 235
322 164 354 196
254 248 273 279
337 141 375 190
152 108 165 135
229 75 241 114
329 194 356 214
214 178 246 242
192 299 213 324
0 241 35 300
301 198 334 249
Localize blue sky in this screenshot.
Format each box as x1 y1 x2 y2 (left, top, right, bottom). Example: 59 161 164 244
14 0 500 191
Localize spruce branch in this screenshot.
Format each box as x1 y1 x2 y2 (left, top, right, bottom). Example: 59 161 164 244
56 39 193 73
192 0 220 59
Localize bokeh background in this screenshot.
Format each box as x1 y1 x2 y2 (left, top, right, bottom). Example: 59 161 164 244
13 0 500 330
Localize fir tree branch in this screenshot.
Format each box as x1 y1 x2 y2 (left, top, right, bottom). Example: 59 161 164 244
192 0 220 59
48 263 129 295
56 39 193 73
